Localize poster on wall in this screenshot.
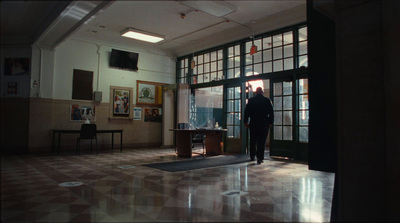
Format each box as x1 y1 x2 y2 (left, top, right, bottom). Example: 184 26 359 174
4 58 30 75
113 89 130 115
70 104 96 122
133 107 142 120
144 108 162 122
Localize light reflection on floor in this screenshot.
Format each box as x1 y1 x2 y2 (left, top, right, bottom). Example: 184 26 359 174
1 147 335 222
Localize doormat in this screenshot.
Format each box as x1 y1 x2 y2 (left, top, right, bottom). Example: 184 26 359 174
143 154 252 172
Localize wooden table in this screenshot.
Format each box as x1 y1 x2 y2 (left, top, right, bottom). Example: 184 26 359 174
169 129 227 157
52 129 123 154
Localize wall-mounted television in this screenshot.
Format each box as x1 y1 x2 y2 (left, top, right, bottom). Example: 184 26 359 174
109 49 139 71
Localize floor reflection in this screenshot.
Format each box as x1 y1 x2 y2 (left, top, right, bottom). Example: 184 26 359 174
1 148 334 222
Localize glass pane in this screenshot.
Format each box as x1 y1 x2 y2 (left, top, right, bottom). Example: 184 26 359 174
254 53 262 63
283 96 292 110
217 60 223 71
299 126 309 143
283 31 293 44
245 41 253 51
263 36 272 49
227 113 234 125
274 96 282 110
234 45 240 56
211 72 217 81
254 63 262 75
234 68 240 78
283 111 292 125
234 113 241 125
211 51 217 61
234 56 240 67
217 71 223 80
273 47 283 59
274 126 282 140
274 111 282 125
284 58 294 70
299 27 307 41
227 69 234 79
263 49 272 61
234 126 240 138
227 58 234 68
227 101 234 112
299 110 309 125
299 79 308 94
234 87 240 98
211 61 217 72
197 54 203 64
263 62 272 73
254 39 262 49
273 60 283 72
299 95 309 109
283 82 292 95
227 88 234 98
299 41 308 55
245 65 253 76
204 53 210 63
204 64 209 73
245 54 253 65
273 34 282 47
198 65 203 74
227 126 234 138
283 126 293 140
283 45 293 57
273 83 282 96
299 55 308 67
197 74 203 84
228 47 234 57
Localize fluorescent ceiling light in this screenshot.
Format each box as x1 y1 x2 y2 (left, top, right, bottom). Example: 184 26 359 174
121 28 164 43
180 1 237 17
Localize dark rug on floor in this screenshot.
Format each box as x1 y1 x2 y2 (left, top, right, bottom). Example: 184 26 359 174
143 154 252 172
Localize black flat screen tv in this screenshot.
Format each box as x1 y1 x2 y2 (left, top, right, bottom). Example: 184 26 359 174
109 49 139 71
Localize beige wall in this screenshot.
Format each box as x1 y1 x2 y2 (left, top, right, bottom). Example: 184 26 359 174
26 98 162 153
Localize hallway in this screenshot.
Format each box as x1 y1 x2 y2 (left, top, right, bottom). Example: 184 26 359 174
1 148 334 222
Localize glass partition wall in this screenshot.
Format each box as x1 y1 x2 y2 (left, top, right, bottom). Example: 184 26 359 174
178 24 308 160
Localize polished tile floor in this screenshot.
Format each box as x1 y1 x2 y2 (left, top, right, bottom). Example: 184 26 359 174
1 147 335 222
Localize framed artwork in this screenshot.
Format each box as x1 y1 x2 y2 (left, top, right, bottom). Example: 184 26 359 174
109 86 133 119
70 104 96 122
144 108 162 122
136 80 165 105
4 58 30 75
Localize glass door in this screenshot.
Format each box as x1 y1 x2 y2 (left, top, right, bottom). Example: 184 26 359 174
224 84 242 154
270 80 295 158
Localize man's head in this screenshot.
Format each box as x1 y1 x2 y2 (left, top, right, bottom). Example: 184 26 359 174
255 87 263 94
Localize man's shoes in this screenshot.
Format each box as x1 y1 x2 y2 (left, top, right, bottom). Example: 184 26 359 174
257 160 263 165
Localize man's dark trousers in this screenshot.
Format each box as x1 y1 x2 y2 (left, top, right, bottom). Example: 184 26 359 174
249 126 269 161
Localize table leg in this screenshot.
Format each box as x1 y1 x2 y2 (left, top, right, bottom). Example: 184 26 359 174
120 132 123 152
58 133 61 155
52 131 55 153
111 132 114 151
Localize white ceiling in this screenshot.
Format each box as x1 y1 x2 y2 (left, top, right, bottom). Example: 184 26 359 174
1 0 307 57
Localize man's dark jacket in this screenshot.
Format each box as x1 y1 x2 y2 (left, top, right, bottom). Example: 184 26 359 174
244 94 274 129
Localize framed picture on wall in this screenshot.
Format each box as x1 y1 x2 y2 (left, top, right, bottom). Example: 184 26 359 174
70 104 96 122
137 81 156 105
110 86 133 119
136 80 166 105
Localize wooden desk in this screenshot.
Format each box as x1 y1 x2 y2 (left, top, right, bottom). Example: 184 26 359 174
170 129 227 157
52 129 123 154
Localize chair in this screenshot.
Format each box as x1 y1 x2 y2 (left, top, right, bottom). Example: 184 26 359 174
76 124 97 155
191 134 205 156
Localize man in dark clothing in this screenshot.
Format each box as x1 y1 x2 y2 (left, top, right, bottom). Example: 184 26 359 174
244 87 274 164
